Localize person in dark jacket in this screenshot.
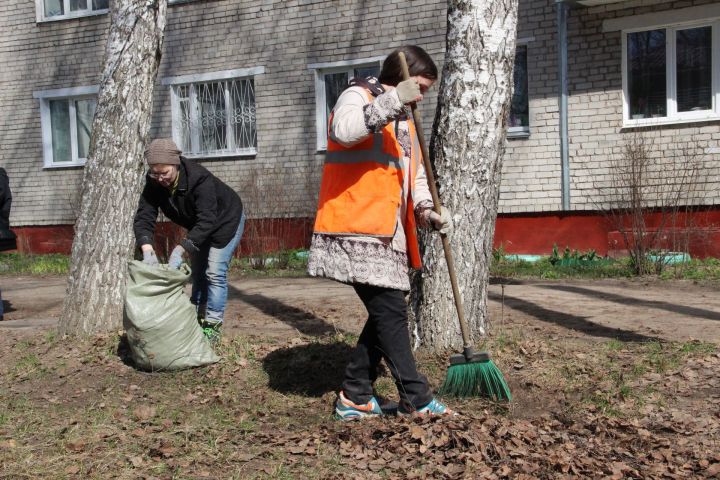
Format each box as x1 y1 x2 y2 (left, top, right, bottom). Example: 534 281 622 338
134 139 244 344
0 167 15 251
0 167 16 320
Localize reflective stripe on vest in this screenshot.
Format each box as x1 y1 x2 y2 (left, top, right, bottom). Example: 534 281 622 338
325 133 402 168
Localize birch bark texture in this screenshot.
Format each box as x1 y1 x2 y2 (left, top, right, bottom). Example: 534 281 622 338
411 0 518 350
59 0 167 335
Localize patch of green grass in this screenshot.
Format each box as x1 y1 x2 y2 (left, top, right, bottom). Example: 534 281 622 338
0 253 70 275
44 330 58 345
486 328 524 352
15 338 34 350
659 258 720 281
13 353 44 377
230 249 308 278
220 335 256 363
491 256 633 280
679 341 716 355
492 255 720 280
643 341 681 373
606 339 625 351
373 377 395 398
639 340 715 374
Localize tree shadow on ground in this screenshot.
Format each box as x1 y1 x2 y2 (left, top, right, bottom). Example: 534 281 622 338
535 284 720 322
262 341 353 397
227 284 346 337
489 292 661 342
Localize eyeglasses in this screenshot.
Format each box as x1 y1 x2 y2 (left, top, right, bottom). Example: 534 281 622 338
148 169 174 180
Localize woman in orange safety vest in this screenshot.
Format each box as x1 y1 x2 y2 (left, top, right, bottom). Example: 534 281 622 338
308 45 454 420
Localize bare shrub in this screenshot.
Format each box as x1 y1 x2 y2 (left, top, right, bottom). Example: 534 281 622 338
238 164 317 269
595 133 712 275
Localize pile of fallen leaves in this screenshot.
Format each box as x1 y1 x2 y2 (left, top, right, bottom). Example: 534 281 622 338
257 411 720 479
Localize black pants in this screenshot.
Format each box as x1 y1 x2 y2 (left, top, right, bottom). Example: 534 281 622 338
342 284 433 409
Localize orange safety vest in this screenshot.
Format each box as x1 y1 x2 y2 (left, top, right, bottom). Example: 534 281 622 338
313 90 423 269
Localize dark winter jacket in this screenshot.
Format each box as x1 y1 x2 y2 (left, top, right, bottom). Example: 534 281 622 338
0 167 16 251
134 158 243 252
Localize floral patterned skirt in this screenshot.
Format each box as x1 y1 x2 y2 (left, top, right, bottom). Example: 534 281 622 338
307 233 410 291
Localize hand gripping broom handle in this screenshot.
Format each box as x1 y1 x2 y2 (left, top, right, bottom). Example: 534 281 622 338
398 52 473 356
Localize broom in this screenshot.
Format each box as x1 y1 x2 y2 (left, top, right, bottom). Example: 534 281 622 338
398 52 511 401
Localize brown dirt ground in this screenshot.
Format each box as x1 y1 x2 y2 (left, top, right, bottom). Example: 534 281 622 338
3 274 720 343
1 274 719 479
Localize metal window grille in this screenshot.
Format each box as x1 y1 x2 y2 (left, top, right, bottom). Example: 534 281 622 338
174 78 256 156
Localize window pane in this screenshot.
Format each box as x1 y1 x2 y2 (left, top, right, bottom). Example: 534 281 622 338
49 100 71 163
230 78 257 150
44 0 64 17
353 66 380 80
676 26 712 112
324 72 348 120
70 0 88 11
627 29 667 119
175 85 192 153
75 99 96 159
92 0 109 9
197 82 228 153
509 45 529 129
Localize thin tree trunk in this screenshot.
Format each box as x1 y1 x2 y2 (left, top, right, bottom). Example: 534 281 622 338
411 0 518 351
59 0 167 335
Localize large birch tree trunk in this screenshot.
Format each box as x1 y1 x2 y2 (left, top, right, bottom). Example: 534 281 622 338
411 0 518 350
59 0 167 335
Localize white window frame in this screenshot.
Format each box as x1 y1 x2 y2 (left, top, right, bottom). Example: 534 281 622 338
508 37 534 139
35 0 109 23
33 85 99 169
162 67 264 159
308 56 386 152
622 19 720 128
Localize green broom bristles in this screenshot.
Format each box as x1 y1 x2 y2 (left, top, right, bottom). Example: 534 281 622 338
438 359 512 401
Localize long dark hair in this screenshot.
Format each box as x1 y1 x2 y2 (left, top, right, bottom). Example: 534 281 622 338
378 45 438 86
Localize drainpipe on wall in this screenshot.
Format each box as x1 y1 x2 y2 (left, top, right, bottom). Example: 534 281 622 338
557 0 571 210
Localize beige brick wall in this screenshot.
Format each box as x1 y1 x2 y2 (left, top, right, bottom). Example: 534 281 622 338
502 0 720 214
0 0 447 226
1 0 719 227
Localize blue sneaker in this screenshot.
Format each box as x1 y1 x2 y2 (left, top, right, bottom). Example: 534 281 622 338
334 391 383 420
399 397 455 416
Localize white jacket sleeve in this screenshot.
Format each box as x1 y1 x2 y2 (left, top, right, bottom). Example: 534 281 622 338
329 87 404 147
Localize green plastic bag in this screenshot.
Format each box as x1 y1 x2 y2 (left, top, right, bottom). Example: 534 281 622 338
123 260 219 371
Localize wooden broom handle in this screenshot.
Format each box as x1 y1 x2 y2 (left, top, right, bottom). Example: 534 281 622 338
398 52 472 348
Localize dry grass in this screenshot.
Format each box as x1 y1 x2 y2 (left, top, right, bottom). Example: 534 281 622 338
0 327 718 479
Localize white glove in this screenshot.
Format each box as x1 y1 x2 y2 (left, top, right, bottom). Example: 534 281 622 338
142 249 159 266
168 245 185 270
428 206 453 235
395 78 422 104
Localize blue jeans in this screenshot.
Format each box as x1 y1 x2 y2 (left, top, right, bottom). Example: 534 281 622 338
190 214 245 324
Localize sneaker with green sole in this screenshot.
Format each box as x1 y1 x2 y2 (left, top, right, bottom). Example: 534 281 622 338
200 320 222 346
